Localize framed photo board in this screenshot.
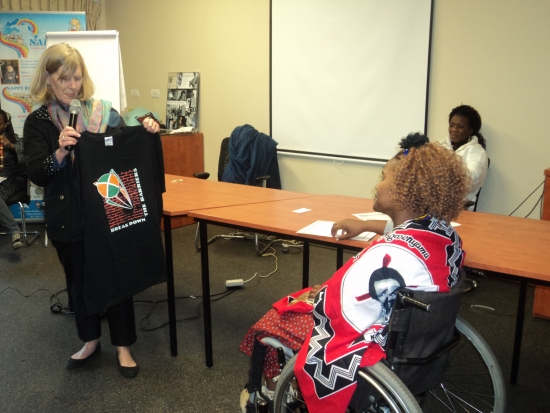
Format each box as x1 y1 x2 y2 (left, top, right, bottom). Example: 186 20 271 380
166 72 199 131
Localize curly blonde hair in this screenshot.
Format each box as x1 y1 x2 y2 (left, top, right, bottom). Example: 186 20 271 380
30 43 94 104
390 140 469 223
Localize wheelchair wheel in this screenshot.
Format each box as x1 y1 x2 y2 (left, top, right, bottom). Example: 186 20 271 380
420 316 506 413
273 355 422 413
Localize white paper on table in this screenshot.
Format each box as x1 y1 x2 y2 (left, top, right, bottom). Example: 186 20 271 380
296 220 376 242
451 222 460 227
353 212 391 221
292 208 311 214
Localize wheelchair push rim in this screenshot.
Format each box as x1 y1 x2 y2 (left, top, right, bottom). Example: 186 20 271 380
273 355 423 413
419 316 506 413
272 317 505 413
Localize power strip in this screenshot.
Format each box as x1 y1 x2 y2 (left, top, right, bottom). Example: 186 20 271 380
226 279 244 288
282 242 303 253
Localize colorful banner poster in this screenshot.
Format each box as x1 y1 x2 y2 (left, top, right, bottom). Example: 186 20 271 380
1 12 85 222
0 12 86 135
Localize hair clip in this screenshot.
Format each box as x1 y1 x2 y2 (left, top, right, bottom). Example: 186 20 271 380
403 149 409 155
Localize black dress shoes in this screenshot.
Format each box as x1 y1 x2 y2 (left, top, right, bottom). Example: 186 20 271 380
116 353 139 379
66 342 101 370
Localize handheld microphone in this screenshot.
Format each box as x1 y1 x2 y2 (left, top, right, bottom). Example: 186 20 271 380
65 99 82 151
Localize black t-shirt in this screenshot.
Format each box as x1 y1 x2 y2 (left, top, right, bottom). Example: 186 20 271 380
75 126 166 314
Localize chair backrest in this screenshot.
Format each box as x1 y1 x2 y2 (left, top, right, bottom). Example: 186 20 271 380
220 125 281 188
217 137 230 182
473 157 490 212
385 273 465 395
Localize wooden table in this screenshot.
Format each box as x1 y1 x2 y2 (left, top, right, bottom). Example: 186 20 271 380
189 194 374 248
455 210 550 384
165 179 550 383
188 194 377 366
190 200 550 383
456 210 550 280
162 175 314 356
163 175 316 216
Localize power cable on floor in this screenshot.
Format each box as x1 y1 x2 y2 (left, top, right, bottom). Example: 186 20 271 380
468 304 518 317
0 287 72 314
136 288 238 332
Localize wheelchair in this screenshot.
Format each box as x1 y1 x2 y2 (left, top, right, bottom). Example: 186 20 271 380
269 278 506 413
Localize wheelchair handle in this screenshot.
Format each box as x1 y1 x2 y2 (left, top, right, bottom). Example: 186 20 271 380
398 292 432 313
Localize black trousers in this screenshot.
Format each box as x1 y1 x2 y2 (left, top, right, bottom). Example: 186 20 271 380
52 239 137 347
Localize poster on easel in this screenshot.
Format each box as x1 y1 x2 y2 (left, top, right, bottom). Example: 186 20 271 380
0 12 86 222
166 72 199 132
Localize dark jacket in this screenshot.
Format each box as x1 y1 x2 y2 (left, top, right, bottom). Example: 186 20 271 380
221 124 282 189
23 105 122 242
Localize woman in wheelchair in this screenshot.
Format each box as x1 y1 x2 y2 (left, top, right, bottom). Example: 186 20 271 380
239 134 470 413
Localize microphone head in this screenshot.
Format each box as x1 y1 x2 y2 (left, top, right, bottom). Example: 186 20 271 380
69 99 82 115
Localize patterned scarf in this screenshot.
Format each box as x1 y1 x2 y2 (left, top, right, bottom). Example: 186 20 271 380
48 99 112 134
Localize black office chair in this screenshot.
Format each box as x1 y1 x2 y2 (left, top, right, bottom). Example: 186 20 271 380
193 136 274 254
194 137 272 183
1 176 40 247
464 158 490 212
463 158 490 286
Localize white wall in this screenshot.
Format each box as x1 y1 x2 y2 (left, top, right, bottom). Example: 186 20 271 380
106 0 550 218
105 0 270 185
427 0 550 217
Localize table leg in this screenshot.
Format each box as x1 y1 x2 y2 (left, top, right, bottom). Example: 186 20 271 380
336 247 343 269
199 221 213 367
302 241 310 289
164 215 178 356
511 279 527 384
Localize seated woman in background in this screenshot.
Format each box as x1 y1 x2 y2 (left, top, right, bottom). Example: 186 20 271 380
442 104 488 210
0 109 24 250
239 134 469 413
333 105 488 239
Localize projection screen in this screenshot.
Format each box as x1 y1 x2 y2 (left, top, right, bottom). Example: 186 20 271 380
271 0 433 161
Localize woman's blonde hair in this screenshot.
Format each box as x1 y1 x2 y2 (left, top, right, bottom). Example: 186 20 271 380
30 43 95 104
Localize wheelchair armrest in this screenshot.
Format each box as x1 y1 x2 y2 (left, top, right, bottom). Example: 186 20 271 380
260 337 294 360
193 172 210 180
388 327 461 366
255 174 270 183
